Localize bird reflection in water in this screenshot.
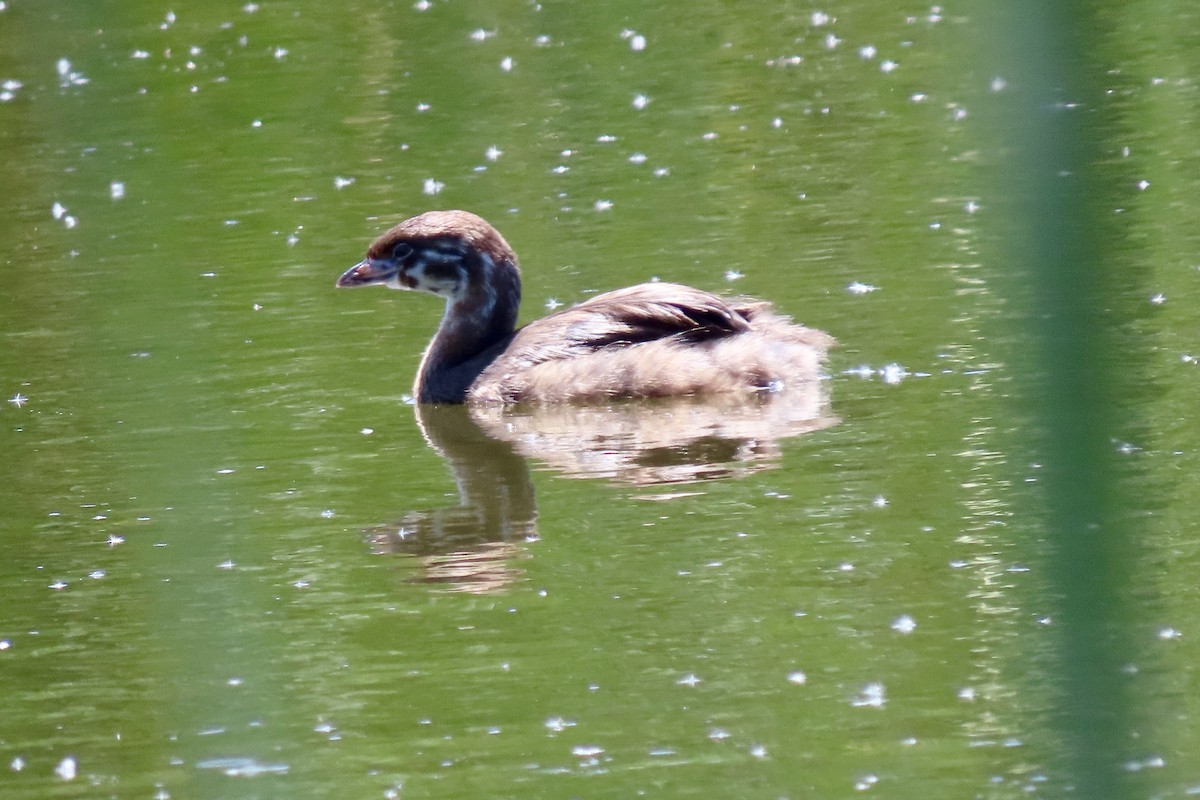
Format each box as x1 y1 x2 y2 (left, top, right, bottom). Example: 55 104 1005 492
364 404 537 594
364 383 835 592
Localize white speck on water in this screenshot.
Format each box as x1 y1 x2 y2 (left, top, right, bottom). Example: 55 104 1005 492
653 167 670 177
990 76 1008 92
825 33 841 49
55 756 76 781
500 56 514 72
485 145 503 161
965 200 980 213
772 117 783 128
244 2 259 12
293 579 310 589
321 509 335 518
1150 293 1165 305
10 756 23 770
859 44 877 59
545 297 562 310
535 34 551 46
251 119 262 128
572 745 604 757
551 165 569 174
360 427 374 435
52 201 67 220
881 363 908 384
1136 179 1150 191
272 47 288 61
708 728 731 741
847 281 878 295
630 33 646 51
911 92 927 102
724 270 743 282
89 570 106 580
851 682 886 708
49 580 67 590
1127 756 1168 772
333 176 355 189
227 677 243 687
880 59 898 73
596 134 617 143
217 560 236 570
632 93 649 110
787 670 807 685
677 673 702 687
196 757 289 777
544 716 576 733
9 392 28 408
702 131 719 140
628 152 647 164
110 181 126 199
750 744 768 759
594 199 613 211
811 11 831 25
1157 626 1181 640
958 686 977 701
413 0 431 10
470 28 493 42
0 78 20 102
855 773 880 791
107 534 125 546
415 102 431 112
891 614 916 633
423 178 445 195
57 58 89 86
872 495 888 507
216 468 235 475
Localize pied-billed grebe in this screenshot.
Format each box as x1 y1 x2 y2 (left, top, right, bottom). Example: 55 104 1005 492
336 210 834 404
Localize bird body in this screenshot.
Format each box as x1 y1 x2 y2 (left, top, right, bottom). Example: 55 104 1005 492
336 210 833 405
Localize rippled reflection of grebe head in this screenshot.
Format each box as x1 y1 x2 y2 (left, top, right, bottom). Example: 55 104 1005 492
337 210 834 405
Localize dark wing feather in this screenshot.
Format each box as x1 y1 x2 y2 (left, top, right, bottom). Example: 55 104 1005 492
502 283 757 367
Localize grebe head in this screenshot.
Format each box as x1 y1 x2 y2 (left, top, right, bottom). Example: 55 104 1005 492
335 210 520 307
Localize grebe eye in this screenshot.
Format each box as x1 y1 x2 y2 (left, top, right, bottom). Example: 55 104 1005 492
391 243 413 261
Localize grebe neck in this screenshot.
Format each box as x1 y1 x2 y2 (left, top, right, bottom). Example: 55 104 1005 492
415 265 520 403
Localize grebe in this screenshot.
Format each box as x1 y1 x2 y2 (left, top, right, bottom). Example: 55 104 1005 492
335 210 834 404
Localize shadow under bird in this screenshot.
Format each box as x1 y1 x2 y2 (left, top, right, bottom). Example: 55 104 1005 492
336 210 834 404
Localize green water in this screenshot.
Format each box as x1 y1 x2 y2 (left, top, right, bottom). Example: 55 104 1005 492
2 1 1198 798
